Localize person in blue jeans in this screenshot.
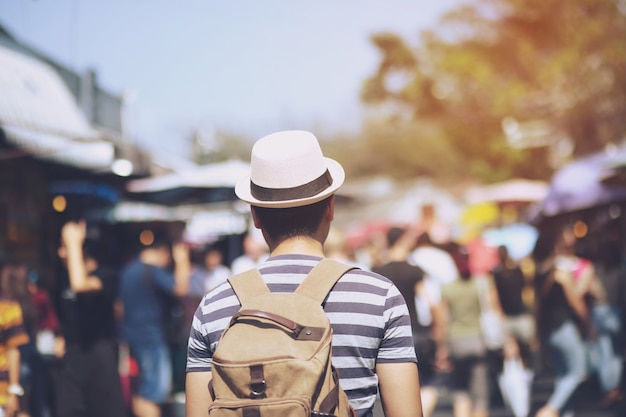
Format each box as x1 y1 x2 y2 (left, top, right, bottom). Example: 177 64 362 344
119 238 190 417
584 237 624 407
533 226 589 417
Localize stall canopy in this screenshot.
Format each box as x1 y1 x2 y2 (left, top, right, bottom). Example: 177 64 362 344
126 159 250 205
0 44 115 171
464 179 549 205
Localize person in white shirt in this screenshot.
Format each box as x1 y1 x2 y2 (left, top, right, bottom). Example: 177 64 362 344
410 232 459 300
189 245 230 297
230 233 269 275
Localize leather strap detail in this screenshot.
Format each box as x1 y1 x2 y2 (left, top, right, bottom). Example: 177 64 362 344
249 365 266 399
317 367 341 414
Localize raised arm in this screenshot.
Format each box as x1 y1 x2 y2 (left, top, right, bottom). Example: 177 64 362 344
172 241 191 296
61 220 103 292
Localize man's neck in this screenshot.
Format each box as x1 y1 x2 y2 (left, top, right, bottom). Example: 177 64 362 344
270 236 325 258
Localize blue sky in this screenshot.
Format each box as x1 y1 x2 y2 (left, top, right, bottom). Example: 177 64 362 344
0 0 463 158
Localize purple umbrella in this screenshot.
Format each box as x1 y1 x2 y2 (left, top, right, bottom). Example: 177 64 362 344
536 149 626 218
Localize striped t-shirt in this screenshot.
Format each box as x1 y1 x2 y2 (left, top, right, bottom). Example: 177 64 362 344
186 254 417 417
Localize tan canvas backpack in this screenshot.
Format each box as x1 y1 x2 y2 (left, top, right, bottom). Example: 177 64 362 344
208 259 357 417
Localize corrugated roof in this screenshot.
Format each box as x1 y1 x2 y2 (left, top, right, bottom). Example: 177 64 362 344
0 44 114 170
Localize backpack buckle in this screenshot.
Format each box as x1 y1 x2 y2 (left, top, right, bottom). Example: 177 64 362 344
249 364 266 398
249 380 266 398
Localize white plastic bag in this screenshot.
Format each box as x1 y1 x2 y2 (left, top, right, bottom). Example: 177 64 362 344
498 358 533 417
480 310 505 350
476 278 505 350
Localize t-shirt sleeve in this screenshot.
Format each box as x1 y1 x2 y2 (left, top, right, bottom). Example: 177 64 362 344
376 284 417 364
93 267 119 299
3 301 29 349
186 300 214 373
186 284 239 373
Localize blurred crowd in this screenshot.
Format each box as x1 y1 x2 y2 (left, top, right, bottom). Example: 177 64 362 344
0 203 625 417
330 207 626 417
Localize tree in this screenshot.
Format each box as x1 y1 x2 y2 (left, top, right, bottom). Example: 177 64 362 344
190 127 252 165
361 0 626 181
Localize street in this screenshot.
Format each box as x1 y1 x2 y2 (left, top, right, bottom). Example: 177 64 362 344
371 372 625 417
162 371 624 417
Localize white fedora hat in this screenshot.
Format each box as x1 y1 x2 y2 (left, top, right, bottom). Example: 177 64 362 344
235 130 345 208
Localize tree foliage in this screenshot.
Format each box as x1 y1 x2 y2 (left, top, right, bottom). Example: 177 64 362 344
360 0 626 182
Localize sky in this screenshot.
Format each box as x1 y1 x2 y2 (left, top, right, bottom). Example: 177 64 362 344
0 0 464 159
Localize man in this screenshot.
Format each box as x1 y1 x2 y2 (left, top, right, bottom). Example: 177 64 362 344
409 231 459 300
54 220 126 417
119 235 190 417
373 227 442 417
188 245 231 297
186 130 423 417
230 233 268 275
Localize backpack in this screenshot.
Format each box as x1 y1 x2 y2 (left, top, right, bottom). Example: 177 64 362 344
208 258 357 417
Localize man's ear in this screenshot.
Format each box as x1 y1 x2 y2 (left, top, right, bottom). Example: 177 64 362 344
250 206 262 229
326 196 335 222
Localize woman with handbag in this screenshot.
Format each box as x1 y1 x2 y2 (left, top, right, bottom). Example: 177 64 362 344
532 226 589 417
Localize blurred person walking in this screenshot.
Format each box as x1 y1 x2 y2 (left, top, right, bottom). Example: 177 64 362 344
176 243 229 397
230 233 269 275
409 232 459 300
440 245 495 417
492 245 536 364
0 261 50 417
579 236 624 407
119 237 190 417
532 226 589 417
188 244 230 297
53 220 127 417
491 245 535 417
0 262 30 417
373 227 442 417
28 269 63 417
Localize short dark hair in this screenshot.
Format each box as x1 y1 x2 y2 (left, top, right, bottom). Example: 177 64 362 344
252 196 332 244
416 232 433 247
386 227 406 248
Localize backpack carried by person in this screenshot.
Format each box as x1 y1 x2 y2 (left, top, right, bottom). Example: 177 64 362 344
208 259 357 417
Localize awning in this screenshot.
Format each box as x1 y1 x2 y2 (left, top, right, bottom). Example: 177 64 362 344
126 159 250 192
85 200 249 240
0 44 115 170
464 179 549 205
2 124 114 170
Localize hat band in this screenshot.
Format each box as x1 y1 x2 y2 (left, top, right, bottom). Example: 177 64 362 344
250 169 333 202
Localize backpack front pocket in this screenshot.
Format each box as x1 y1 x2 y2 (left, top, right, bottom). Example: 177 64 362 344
208 397 311 417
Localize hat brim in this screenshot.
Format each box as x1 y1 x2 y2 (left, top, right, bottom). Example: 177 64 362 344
235 157 345 208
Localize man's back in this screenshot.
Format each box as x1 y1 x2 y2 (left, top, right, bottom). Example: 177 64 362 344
187 254 416 417
373 260 423 335
119 260 174 345
56 265 118 345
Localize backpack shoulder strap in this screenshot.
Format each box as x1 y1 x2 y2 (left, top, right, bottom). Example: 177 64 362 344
296 258 358 304
228 268 270 305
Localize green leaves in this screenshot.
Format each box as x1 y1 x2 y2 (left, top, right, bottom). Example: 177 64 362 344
359 0 626 182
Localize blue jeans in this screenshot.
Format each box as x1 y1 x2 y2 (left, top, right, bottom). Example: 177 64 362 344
590 304 623 392
546 320 587 412
131 342 172 404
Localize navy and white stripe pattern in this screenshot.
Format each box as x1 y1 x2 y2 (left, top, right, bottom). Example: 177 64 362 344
186 254 417 417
